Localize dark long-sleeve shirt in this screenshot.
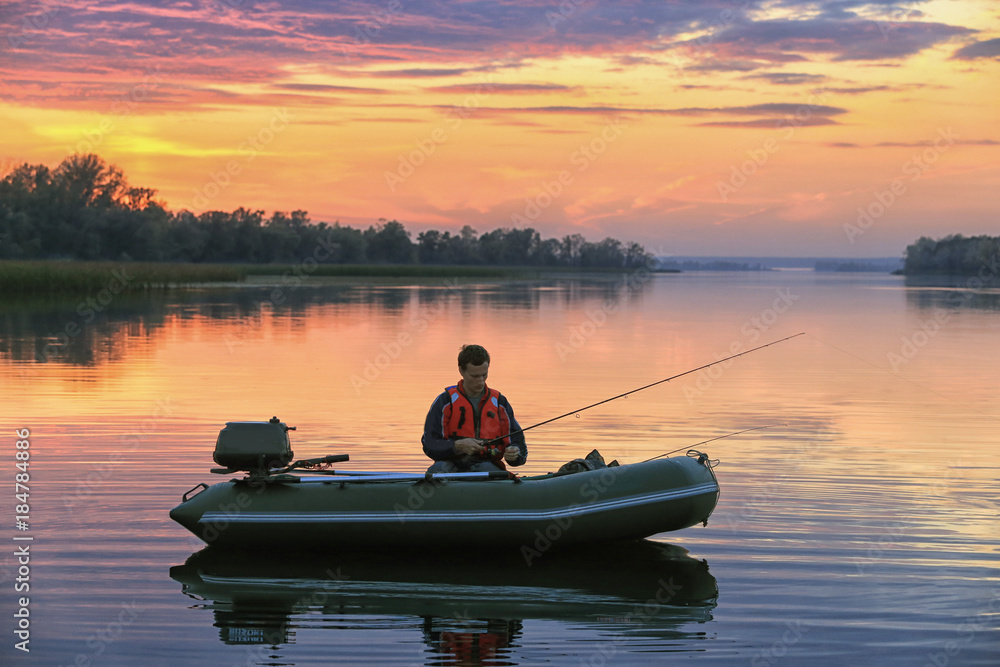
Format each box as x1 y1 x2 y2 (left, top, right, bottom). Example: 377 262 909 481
421 388 528 466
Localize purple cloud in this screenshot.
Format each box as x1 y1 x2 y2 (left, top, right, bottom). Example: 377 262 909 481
684 16 973 65
952 37 1000 60
743 72 830 85
0 0 980 112
427 83 579 94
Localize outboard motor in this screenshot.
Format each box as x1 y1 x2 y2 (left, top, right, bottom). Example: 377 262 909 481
213 416 295 475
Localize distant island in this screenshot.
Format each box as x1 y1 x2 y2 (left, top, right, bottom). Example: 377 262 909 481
656 256 903 273
899 234 1000 278
655 259 772 272
0 154 651 270
814 259 902 273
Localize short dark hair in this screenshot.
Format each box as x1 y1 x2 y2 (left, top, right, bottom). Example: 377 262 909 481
458 344 490 369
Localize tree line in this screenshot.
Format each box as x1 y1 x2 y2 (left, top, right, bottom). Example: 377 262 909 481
0 154 652 268
902 234 1000 276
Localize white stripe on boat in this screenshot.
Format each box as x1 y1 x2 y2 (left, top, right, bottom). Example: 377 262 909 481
197 482 719 525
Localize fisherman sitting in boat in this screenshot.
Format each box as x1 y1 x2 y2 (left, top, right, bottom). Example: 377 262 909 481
422 344 528 473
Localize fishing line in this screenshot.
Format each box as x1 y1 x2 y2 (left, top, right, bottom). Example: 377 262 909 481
641 424 784 463
487 332 804 447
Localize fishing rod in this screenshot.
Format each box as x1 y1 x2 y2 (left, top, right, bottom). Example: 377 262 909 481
485 332 804 448
640 424 784 463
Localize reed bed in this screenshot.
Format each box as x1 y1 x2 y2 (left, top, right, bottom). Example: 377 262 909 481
241 264 535 279
0 261 242 296
0 260 539 296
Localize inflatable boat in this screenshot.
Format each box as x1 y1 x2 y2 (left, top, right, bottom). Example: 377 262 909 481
169 417 720 550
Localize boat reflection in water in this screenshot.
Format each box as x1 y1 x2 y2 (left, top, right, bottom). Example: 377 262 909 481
170 540 718 665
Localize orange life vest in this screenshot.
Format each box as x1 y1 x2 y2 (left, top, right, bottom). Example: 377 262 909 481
442 383 511 465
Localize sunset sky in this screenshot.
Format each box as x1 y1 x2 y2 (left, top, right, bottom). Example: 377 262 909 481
2 0 997 257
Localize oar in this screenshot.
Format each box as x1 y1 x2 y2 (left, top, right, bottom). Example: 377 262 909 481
289 471 512 484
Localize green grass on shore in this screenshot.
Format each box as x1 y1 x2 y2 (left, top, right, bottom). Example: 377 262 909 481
0 260 546 296
0 260 243 296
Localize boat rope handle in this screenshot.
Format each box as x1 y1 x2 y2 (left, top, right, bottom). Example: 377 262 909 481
182 483 209 502
687 449 720 469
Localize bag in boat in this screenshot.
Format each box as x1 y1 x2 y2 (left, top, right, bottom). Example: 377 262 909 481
554 449 619 476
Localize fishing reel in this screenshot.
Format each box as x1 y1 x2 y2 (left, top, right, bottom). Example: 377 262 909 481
480 437 510 461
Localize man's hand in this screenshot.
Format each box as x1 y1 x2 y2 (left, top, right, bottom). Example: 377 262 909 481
454 438 484 456
503 446 521 463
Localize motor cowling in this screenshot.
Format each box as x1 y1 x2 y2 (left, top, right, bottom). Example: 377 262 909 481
213 416 294 472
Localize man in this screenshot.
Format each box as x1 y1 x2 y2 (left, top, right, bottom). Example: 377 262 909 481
422 344 527 473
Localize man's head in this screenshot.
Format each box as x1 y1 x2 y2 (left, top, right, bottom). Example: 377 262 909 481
458 344 490 370
458 344 490 397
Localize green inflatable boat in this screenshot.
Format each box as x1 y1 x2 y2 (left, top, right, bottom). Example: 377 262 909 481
170 417 721 550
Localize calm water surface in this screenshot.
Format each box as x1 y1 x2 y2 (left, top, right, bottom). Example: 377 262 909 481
1 270 998 666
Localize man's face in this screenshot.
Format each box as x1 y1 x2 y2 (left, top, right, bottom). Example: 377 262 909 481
459 361 489 397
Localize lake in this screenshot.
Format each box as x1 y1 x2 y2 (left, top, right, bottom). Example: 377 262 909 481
1 268 998 666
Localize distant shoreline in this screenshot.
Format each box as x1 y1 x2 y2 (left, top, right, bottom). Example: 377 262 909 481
0 259 680 297
10 252 996 298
